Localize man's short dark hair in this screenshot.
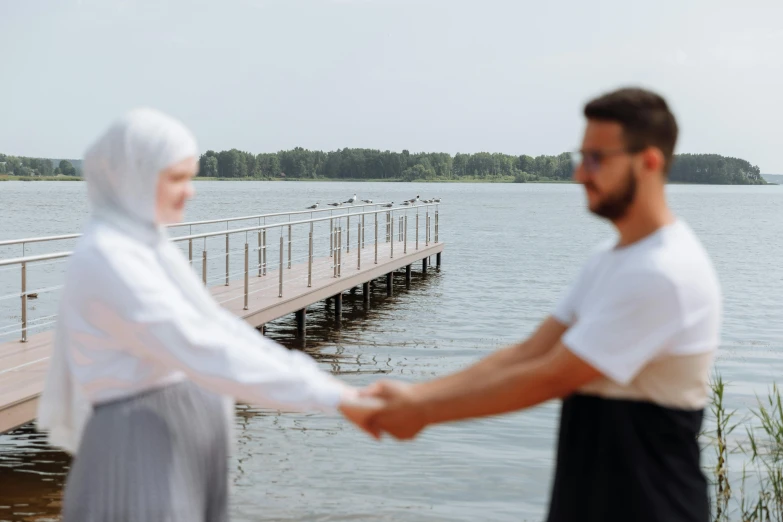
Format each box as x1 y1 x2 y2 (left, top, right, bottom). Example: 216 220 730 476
584 88 678 173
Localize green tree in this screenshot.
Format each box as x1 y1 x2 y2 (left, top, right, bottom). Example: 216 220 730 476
201 155 218 177
59 160 76 177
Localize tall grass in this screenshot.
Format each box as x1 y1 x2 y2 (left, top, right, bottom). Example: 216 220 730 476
707 375 783 521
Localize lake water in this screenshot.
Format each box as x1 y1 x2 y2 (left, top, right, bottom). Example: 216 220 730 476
0 180 781 521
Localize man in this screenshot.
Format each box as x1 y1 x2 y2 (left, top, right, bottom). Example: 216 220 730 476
361 88 721 522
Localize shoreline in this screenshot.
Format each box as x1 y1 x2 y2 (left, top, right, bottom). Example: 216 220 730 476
0 175 81 182
192 177 573 184
0 175 775 185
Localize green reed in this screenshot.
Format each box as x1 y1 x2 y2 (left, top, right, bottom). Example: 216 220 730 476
707 375 783 521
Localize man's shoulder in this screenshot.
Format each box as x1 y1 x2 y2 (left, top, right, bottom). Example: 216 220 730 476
612 225 720 311
646 223 717 285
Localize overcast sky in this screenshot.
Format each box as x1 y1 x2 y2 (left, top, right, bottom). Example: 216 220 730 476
2 0 781 172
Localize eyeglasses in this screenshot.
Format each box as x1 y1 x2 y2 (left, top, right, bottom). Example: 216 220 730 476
570 148 637 174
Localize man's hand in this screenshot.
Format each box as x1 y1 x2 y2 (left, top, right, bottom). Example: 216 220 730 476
361 380 430 441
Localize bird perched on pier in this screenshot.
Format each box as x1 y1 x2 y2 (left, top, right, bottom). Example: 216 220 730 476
306 203 319 210
344 194 357 204
361 199 373 204
328 202 341 207
381 202 393 208
408 195 420 204
433 198 441 203
401 201 411 206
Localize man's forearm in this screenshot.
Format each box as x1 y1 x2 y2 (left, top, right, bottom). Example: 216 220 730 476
421 343 525 392
410 317 566 404
410 340 601 428
413 355 557 425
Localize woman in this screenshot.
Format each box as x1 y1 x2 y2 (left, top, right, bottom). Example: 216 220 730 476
36 108 375 521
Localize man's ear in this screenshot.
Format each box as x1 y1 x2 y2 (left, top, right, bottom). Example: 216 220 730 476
641 147 666 175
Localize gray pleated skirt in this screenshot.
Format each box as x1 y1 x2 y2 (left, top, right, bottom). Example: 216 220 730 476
62 381 229 522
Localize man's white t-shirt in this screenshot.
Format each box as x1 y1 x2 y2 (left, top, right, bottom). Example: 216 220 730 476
553 219 721 409
546 219 722 522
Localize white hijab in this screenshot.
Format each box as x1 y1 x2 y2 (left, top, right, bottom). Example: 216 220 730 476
36 108 233 453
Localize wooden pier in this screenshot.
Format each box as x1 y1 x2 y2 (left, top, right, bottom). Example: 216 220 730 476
0 203 444 434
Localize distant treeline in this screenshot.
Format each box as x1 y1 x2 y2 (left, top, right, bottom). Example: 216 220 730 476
668 153 764 184
198 148 766 185
0 150 766 185
0 154 81 177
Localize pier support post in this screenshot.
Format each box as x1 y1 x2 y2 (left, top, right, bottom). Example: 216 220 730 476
386 272 393 296
363 281 370 309
334 293 343 327
406 264 412 289
436 252 442 270
422 257 428 275
296 307 306 338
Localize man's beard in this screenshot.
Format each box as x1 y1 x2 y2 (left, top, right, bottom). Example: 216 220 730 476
587 168 637 221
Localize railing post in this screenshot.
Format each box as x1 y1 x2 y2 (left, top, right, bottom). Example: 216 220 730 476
262 229 267 276
347 215 350 253
404 215 408 254
202 250 207 285
287 224 292 269
416 212 419 250
435 209 439 243
390 212 394 259
278 236 284 297
330 218 334 257
426 210 430 246
225 234 230 286
375 212 378 265
21 262 27 343
243 243 249 310
308 231 313 288
329 222 338 277
258 230 262 276
361 214 365 249
188 239 193 266
338 228 342 277
357 222 361 270
386 211 390 242
310 220 314 256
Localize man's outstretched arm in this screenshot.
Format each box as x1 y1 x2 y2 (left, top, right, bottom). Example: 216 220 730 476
364 324 602 439
412 316 569 391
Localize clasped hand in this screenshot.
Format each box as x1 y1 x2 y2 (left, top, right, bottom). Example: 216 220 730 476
339 380 428 441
